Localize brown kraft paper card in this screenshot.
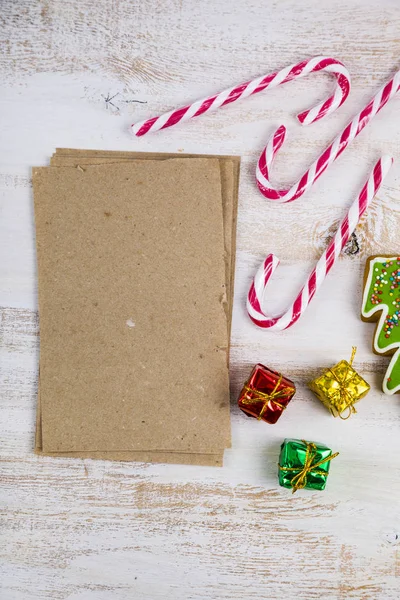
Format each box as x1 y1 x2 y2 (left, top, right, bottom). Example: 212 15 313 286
36 151 239 466
35 151 239 465
33 158 232 456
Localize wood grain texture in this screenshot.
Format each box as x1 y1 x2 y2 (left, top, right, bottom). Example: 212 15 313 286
1 0 400 598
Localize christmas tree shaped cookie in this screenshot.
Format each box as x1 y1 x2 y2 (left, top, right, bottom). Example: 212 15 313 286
361 256 400 394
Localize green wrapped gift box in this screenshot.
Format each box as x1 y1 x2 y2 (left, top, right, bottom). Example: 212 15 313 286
278 438 339 493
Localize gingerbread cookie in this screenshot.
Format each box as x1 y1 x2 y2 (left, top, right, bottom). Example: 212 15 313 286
361 255 400 394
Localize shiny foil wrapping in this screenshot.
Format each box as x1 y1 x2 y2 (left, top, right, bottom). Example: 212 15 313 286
308 359 370 418
238 363 295 424
278 438 336 492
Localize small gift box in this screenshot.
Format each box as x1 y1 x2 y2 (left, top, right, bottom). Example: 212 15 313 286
278 438 339 493
308 347 370 419
238 363 296 424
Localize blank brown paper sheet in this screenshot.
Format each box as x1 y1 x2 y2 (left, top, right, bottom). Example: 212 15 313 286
33 150 240 466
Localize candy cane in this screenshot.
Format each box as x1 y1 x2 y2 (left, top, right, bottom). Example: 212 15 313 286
131 56 350 136
247 156 393 330
257 69 400 202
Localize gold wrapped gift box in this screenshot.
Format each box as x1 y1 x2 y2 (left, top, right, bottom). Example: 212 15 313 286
308 349 370 419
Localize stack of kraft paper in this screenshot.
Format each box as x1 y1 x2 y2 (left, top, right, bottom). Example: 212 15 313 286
33 149 240 466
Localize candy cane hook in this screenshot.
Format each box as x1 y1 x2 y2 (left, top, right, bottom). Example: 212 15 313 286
247 156 393 330
131 56 350 136
257 69 400 202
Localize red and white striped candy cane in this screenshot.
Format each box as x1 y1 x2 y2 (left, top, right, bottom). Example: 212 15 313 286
257 69 400 202
131 56 350 136
247 156 393 330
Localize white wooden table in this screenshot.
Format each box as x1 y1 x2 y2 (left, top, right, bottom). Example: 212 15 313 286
2 1 400 598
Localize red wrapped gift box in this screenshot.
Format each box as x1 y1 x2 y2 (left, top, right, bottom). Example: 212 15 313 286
238 364 296 424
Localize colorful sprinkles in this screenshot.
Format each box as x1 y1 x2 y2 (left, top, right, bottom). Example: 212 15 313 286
369 258 400 339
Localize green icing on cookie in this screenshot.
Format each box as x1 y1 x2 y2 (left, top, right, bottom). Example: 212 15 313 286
362 256 400 393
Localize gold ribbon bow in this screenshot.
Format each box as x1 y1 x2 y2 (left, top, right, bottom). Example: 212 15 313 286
279 440 339 494
241 374 293 420
326 346 358 420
